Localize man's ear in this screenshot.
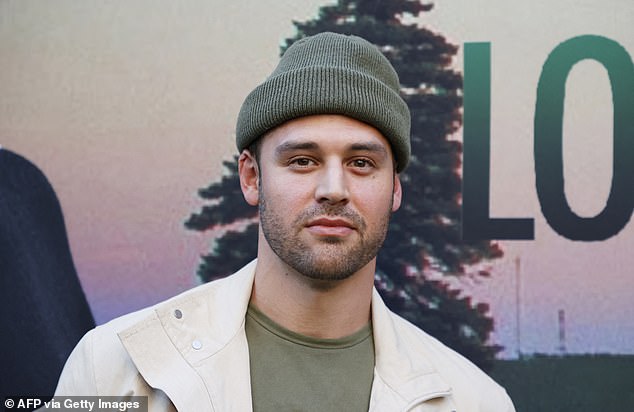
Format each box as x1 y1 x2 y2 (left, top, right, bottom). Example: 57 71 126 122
238 150 259 206
391 173 402 212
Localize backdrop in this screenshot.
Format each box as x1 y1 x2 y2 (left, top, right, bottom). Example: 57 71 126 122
1 0 632 408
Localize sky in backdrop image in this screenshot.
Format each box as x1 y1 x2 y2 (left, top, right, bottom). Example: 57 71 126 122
1 0 632 359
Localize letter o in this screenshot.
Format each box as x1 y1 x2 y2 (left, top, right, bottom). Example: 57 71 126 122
534 35 634 240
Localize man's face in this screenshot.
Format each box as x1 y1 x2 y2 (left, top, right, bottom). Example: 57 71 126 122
242 114 402 282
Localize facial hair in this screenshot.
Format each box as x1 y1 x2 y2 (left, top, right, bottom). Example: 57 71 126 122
258 185 393 282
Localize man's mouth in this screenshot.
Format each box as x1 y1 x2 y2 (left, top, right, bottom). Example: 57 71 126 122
305 217 356 237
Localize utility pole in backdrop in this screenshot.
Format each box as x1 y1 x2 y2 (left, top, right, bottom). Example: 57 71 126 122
558 309 567 356
515 256 522 359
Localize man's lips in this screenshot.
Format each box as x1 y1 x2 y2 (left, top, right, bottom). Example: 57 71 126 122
305 217 355 236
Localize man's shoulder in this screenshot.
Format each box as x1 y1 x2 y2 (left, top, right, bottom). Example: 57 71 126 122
92 278 219 336
387 312 484 374
385 310 514 410
55 261 257 395
93 261 257 337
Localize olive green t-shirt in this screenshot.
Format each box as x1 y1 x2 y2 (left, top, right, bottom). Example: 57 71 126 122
245 304 375 412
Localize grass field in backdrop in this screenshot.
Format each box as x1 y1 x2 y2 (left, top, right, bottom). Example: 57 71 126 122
490 354 634 411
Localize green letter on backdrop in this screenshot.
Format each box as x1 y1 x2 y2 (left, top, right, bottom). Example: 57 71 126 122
535 35 634 241
462 37 633 241
462 42 534 240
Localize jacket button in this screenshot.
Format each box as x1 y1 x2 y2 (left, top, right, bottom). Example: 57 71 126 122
192 340 202 350
174 309 183 319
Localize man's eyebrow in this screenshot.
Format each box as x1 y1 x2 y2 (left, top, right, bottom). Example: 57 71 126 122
349 142 389 156
273 140 389 157
274 141 319 156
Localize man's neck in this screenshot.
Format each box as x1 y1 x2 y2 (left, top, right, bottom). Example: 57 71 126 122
249 248 375 340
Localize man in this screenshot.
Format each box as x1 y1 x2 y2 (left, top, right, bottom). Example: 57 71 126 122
53 32 515 411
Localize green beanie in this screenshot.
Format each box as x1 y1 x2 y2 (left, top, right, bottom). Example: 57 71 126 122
236 32 411 172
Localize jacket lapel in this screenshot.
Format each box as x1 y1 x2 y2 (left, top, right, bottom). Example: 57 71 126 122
119 312 214 411
370 289 454 411
119 261 258 412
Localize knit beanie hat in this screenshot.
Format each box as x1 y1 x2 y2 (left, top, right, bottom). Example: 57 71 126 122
236 32 411 172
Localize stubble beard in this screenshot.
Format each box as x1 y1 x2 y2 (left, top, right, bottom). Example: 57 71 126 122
258 185 393 282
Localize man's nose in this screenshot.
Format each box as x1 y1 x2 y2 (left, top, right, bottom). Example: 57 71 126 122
314 162 349 205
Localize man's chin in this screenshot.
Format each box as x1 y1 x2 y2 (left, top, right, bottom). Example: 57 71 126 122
293 254 367 282
314 235 347 245
299 268 356 286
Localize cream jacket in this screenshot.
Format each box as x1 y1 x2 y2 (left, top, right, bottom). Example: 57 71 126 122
54 261 515 411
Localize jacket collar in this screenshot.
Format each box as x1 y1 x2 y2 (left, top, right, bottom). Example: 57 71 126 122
119 260 452 411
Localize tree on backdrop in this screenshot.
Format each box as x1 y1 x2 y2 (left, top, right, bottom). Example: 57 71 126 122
186 0 504 370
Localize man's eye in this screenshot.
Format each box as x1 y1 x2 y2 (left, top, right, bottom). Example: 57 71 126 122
290 157 315 167
351 159 373 169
